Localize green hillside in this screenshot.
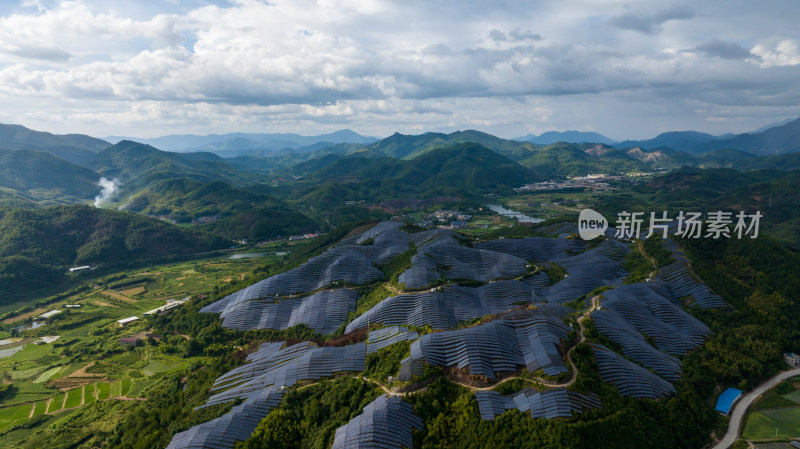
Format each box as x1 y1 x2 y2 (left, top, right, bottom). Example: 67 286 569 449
359 130 538 160
309 143 532 188
89 141 258 194
744 152 800 170
596 167 800 248
202 206 320 242
0 205 222 301
0 148 100 203
518 142 648 175
0 123 109 165
122 178 286 223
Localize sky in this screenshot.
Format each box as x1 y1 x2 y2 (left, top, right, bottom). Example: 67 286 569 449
0 0 799 140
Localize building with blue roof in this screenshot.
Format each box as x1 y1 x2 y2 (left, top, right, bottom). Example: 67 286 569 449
715 388 743 415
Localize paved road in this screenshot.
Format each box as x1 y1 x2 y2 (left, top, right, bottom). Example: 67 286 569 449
711 367 800 449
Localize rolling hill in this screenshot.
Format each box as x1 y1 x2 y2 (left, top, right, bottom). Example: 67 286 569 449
104 129 377 156
0 123 110 165
0 205 223 300
0 148 101 203
515 130 617 145
518 143 648 175
88 140 259 195
309 142 533 188
615 117 800 155
706 117 800 155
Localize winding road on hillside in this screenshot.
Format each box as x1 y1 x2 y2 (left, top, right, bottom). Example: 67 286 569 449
711 367 800 449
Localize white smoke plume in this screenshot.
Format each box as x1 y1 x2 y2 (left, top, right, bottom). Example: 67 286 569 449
94 177 119 207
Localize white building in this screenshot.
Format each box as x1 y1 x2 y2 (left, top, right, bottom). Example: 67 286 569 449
785 352 800 367
118 316 139 327
38 310 62 319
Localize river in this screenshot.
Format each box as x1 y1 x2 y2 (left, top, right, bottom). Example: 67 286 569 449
486 203 544 223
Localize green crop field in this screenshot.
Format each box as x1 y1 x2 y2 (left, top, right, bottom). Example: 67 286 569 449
83 385 96 404
63 388 82 409
142 359 184 376
0 404 31 431
742 407 800 439
32 367 60 384
96 383 111 400
31 401 47 417
111 381 122 398
120 379 131 396
126 379 152 398
46 394 65 413
782 389 800 404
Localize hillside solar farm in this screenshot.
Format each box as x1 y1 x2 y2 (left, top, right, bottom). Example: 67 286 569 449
168 220 725 449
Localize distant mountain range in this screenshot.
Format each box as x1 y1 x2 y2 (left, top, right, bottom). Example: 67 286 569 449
0 118 800 212
616 117 800 155
0 123 110 165
514 130 617 145
103 129 378 156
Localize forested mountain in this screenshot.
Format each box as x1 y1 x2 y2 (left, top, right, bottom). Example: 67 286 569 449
596 167 800 248
0 123 109 165
515 130 617 145
517 143 648 175
202 207 320 242
105 129 377 155
121 178 275 220
290 143 534 209
704 117 800 155
88 140 259 194
615 117 800 155
0 148 100 203
0 205 222 300
616 131 729 153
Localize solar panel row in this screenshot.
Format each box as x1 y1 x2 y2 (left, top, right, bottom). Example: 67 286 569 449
165 389 285 449
219 289 358 334
475 386 601 420
409 310 570 379
398 242 528 289
347 281 536 333
367 326 420 354
591 344 677 398
201 221 414 317
331 395 423 449
206 342 367 407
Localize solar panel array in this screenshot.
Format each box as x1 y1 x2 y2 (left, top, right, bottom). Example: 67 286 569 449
398 356 424 380
398 242 528 289
339 221 411 264
475 236 585 262
205 341 367 407
475 387 601 420
367 326 419 354
591 309 682 381
597 283 710 355
476 238 629 304
408 228 459 247
219 289 358 334
201 221 416 318
650 240 725 308
165 389 285 449
409 310 569 379
173 223 725 447
537 222 579 237
347 281 535 332
591 344 677 398
331 395 423 449
201 246 383 315
537 239 629 304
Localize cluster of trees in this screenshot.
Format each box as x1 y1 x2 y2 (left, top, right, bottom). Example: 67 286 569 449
0 204 225 301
